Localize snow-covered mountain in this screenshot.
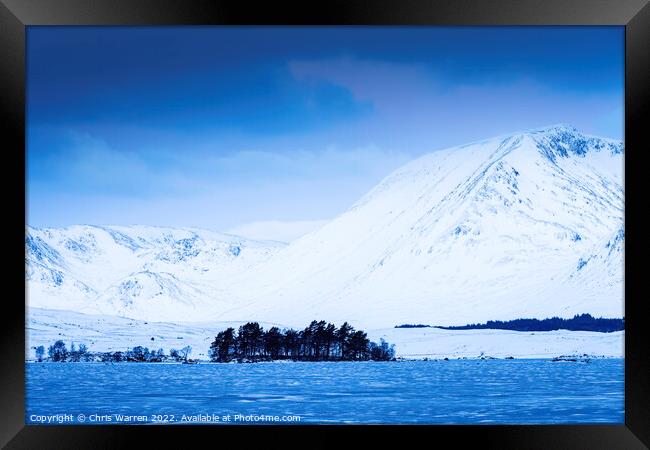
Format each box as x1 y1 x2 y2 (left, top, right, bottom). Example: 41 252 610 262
26 225 285 319
26 125 624 328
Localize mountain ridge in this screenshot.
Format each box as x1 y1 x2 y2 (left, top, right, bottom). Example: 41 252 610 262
26 126 624 328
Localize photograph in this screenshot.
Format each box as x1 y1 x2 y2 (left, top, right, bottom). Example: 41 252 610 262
25 25 625 425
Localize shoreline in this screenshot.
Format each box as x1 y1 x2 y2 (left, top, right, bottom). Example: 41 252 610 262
25 354 621 364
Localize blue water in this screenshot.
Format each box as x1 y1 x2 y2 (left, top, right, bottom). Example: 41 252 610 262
26 359 624 424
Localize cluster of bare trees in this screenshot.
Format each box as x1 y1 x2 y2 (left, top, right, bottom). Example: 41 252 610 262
32 341 193 363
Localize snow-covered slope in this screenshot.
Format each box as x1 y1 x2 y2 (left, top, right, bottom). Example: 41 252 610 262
217 125 624 327
26 225 285 320
26 126 624 329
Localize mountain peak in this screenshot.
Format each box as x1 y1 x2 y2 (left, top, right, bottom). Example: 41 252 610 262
516 124 623 162
526 124 579 135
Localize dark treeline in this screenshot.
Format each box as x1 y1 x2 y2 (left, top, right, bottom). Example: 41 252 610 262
209 320 395 362
434 314 624 333
32 341 194 363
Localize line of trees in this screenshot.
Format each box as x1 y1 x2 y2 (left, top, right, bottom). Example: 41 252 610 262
209 320 395 362
435 313 624 333
32 341 194 363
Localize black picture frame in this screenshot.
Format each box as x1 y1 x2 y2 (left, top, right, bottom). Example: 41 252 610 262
2 0 648 447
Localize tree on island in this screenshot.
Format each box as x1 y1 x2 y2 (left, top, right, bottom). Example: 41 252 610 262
209 327 237 362
336 322 354 359
282 329 300 359
48 340 68 362
300 323 313 359
349 330 370 360
34 345 45 362
312 320 328 359
369 338 396 361
154 348 165 362
237 322 264 358
264 327 283 360
68 342 90 362
324 323 337 360
179 345 192 362
128 346 148 362
102 350 124 363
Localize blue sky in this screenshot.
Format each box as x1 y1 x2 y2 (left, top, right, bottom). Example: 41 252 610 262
27 26 624 238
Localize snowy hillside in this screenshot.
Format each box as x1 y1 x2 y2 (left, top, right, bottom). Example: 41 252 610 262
26 125 624 329
26 225 285 320
217 125 624 328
